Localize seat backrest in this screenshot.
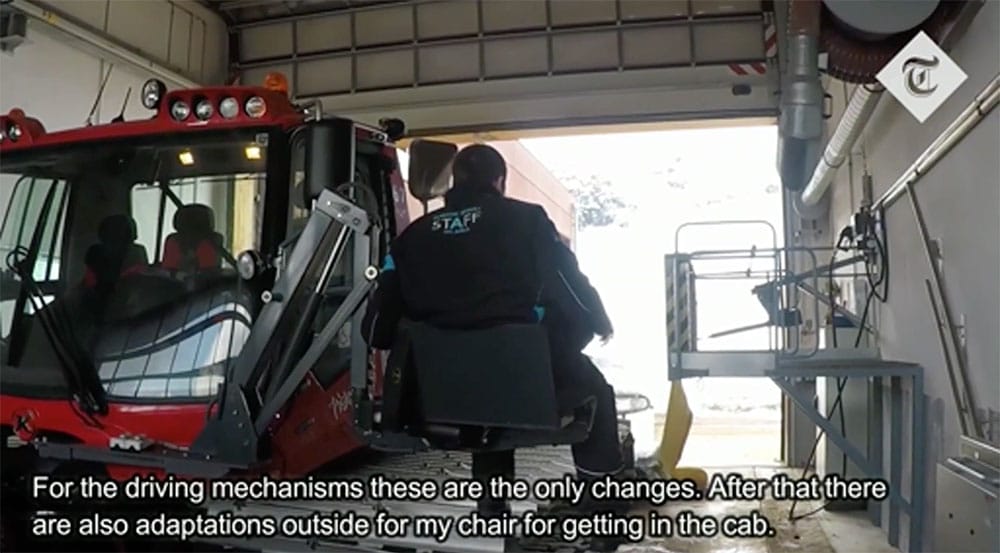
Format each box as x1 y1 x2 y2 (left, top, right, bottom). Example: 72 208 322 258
162 204 223 272
83 214 149 289
406 322 561 430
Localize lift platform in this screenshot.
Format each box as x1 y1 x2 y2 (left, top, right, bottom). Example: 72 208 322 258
663 220 926 553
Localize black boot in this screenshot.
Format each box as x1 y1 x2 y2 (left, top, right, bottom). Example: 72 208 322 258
539 467 652 518
476 496 511 518
471 450 514 518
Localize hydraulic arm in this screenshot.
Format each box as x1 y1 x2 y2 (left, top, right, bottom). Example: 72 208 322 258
193 187 375 467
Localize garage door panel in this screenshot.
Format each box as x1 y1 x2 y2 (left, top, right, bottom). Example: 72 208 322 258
552 32 619 72
620 0 689 21
418 1 479 39
331 66 775 134
694 20 764 62
188 17 206 77
622 27 690 68
481 1 547 33
694 0 762 16
419 43 479 84
234 1 773 126
169 8 193 70
297 15 352 54
355 5 413 47
356 50 414 90
243 63 294 91
242 24 294 60
46 0 107 30
297 58 352 96
550 0 617 27
484 37 549 78
107 0 173 62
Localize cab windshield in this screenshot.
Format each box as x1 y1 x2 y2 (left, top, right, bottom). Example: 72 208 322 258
0 129 278 401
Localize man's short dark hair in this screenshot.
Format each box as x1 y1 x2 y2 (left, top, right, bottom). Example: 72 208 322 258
452 144 506 188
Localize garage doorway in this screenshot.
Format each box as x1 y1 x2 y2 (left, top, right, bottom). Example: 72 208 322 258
521 124 784 468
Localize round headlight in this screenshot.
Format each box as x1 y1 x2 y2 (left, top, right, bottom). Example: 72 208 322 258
237 250 263 280
219 97 239 119
170 100 191 121
7 124 22 142
141 79 166 109
245 96 267 118
194 99 213 120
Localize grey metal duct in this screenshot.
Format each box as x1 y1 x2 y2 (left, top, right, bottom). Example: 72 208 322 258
799 84 883 207
777 0 824 195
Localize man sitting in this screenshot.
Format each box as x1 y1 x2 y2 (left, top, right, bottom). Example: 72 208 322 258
361 145 635 524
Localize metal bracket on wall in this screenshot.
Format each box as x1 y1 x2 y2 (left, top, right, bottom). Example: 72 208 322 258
909 185 985 440
770 359 927 553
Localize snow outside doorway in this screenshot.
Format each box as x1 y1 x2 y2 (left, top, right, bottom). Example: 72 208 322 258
522 124 784 468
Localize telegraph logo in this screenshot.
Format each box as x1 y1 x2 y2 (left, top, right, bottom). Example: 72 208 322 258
877 31 967 123
903 55 939 97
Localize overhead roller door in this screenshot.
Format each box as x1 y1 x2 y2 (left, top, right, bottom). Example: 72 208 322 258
234 0 777 133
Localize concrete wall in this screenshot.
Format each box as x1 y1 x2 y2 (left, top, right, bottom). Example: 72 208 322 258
401 140 576 243
1 0 228 133
816 3 999 550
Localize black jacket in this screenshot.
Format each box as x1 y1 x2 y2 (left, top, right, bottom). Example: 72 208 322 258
361 184 612 354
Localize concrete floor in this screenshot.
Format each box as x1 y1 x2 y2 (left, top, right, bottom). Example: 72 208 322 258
618 466 898 553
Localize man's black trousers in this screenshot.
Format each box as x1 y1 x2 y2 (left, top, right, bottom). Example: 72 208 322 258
552 349 626 477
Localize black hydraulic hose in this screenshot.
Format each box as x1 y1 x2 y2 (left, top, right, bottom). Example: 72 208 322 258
789 220 888 522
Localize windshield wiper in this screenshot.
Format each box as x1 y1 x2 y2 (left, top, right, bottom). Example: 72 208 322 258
5 180 107 414
7 247 107 413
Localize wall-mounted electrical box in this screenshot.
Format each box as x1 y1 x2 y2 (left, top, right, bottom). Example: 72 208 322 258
1 10 27 53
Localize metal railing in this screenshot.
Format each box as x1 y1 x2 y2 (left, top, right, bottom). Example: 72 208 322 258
666 220 875 378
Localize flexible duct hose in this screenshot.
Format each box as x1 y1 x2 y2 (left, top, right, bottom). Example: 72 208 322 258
799 84 884 206
820 1 966 83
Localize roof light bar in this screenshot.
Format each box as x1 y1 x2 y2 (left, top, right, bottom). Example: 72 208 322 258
220 97 239 119
141 79 167 110
170 100 191 121
194 98 213 120
245 96 266 118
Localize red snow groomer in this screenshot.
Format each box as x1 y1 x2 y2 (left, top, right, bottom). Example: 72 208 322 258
0 74 617 550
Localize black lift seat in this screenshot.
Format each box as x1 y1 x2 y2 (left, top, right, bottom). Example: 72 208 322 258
381 321 595 452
